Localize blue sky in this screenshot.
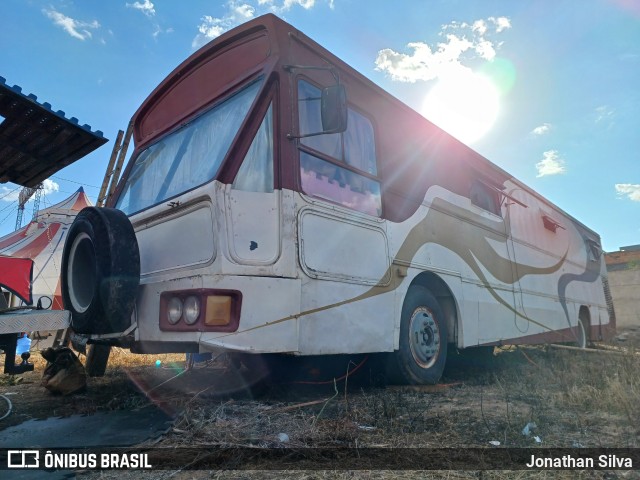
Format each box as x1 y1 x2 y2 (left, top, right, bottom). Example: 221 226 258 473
0 0 638 251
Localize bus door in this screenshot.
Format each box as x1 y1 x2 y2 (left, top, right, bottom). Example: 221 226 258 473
467 179 519 344
223 98 296 278
288 69 394 354
502 191 528 335
505 187 575 340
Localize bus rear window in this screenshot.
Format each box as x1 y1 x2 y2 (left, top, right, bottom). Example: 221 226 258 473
116 80 262 215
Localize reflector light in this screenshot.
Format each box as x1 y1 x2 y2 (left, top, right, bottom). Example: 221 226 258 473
205 296 232 326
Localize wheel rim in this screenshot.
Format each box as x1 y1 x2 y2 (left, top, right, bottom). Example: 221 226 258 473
68 232 96 314
408 306 441 369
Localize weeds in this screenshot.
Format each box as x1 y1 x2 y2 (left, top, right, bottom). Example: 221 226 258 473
5 332 640 478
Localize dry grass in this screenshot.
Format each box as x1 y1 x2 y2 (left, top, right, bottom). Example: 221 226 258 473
3 332 640 479
115 339 639 479
126 340 640 455
80 469 614 480
70 340 638 453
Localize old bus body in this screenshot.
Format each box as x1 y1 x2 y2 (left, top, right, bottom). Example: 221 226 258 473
62 14 615 384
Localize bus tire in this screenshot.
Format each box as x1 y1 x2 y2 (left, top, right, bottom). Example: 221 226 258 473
85 344 111 377
389 286 448 385
575 316 589 349
61 207 140 335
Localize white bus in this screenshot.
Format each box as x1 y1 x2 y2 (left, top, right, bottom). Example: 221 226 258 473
61 14 616 384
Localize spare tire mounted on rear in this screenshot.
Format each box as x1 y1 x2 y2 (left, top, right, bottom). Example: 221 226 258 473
61 207 140 335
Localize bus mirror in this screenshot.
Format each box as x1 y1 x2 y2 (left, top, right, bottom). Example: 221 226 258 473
321 84 347 134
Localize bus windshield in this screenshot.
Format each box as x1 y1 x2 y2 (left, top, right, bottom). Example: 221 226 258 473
116 79 262 215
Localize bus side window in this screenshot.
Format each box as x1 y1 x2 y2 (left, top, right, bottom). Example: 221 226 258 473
297 80 380 216
585 238 602 263
298 80 377 176
232 104 274 193
470 180 501 216
344 109 377 175
300 152 382 216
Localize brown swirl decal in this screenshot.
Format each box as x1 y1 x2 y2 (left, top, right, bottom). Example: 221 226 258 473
221 197 584 339
356 197 570 334
392 198 567 284
557 247 601 328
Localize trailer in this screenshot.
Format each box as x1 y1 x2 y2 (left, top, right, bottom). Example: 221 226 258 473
0 255 71 373
59 14 615 384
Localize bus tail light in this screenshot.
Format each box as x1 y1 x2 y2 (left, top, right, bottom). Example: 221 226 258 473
205 295 232 326
160 289 241 332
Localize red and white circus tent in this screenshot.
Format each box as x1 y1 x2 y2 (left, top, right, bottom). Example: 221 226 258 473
0 187 92 309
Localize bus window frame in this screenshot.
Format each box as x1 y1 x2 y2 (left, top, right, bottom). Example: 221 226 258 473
223 77 280 189
295 75 382 216
113 74 269 216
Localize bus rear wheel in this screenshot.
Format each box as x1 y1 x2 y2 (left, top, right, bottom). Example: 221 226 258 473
388 286 448 385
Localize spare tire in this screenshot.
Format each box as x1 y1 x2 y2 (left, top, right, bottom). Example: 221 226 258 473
61 207 140 335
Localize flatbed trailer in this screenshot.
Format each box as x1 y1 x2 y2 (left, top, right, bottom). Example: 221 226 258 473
1 256 70 373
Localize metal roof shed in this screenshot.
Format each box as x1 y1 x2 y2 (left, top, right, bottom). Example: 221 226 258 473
0 76 108 188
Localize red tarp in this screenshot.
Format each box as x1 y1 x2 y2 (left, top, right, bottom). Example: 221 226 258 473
0 255 33 305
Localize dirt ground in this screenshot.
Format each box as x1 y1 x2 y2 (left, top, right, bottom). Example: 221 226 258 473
1 327 640 479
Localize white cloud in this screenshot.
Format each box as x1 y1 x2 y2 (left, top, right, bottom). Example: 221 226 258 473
0 186 20 203
375 16 511 83
474 40 496 61
281 0 316 9
0 180 59 203
472 20 487 36
126 0 156 17
126 1 172 39
152 25 174 39
262 0 318 10
192 0 332 47
615 184 640 202
595 105 615 124
41 179 60 196
42 8 100 41
376 37 472 83
531 123 551 136
536 150 566 177
490 16 511 33
192 1 256 48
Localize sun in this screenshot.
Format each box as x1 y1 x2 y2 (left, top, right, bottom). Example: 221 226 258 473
422 70 500 145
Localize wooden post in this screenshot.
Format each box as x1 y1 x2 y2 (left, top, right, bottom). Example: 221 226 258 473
548 343 639 356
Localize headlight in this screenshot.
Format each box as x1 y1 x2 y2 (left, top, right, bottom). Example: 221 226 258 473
167 297 183 324
183 296 200 325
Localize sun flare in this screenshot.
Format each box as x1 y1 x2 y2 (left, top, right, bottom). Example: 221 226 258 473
422 70 500 145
